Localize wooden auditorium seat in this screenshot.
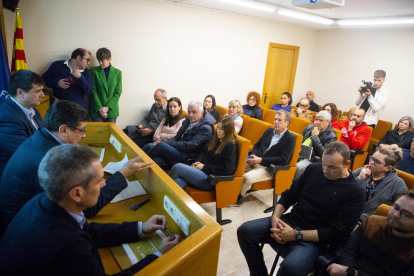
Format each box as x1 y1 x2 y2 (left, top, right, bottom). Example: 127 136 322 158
334 128 341 140
396 169 414 190
184 135 251 225
337 109 342 118
182 110 188 118
288 116 313 135
215 105 228 118
262 107 276 125
250 131 303 213
368 119 393 154
239 115 273 151
375 204 392 217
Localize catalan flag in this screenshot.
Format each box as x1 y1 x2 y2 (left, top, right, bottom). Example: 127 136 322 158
11 9 27 75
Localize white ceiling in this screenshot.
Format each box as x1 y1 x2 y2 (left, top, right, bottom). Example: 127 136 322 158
164 0 414 30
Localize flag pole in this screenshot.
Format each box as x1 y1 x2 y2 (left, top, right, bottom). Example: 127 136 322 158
0 0 8 61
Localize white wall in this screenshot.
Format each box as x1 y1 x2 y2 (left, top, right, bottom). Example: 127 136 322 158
310 29 414 125
3 0 316 128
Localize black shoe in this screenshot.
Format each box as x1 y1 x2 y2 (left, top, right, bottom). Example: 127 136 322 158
246 189 254 194
236 195 243 205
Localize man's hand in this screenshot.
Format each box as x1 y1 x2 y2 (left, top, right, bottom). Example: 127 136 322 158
364 88 372 97
311 126 320 136
271 220 295 243
141 128 153 136
153 141 160 146
297 107 303 114
119 156 153 178
191 162 204 170
100 106 110 113
247 155 262 165
327 263 350 276
136 125 143 133
99 110 108 119
358 165 372 180
348 121 356 131
58 79 70 89
143 215 167 234
270 217 285 244
390 144 399 150
71 66 81 78
158 234 183 254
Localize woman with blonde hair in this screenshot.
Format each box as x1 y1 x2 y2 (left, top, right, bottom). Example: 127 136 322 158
168 116 237 191
227 99 243 134
242 91 262 120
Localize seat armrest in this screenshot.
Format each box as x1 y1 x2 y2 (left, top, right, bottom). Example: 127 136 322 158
207 175 235 186
311 156 322 163
267 164 290 174
350 149 365 157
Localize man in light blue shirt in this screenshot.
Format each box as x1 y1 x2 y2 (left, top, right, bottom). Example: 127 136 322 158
0 70 45 179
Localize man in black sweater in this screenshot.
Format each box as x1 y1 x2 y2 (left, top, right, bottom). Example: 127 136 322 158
237 141 365 276
295 90 319 112
238 110 296 202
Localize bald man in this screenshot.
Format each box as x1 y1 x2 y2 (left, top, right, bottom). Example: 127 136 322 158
296 91 319 112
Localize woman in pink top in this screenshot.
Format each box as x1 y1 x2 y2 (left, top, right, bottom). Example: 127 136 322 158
142 97 185 153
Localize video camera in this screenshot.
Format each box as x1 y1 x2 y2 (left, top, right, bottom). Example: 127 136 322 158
360 80 377 94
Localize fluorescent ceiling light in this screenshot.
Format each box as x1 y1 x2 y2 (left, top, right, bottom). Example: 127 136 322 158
278 9 334 25
337 18 414 26
214 0 276 13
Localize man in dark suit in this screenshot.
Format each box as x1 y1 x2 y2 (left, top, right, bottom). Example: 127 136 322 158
0 100 153 237
0 70 45 179
0 145 182 275
238 110 296 204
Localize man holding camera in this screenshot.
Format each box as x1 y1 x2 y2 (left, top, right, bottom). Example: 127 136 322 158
355 70 389 129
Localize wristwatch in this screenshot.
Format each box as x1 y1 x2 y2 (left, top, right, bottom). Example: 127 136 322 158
296 229 302 241
346 267 356 276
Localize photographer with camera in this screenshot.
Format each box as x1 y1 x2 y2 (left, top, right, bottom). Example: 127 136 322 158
355 70 390 129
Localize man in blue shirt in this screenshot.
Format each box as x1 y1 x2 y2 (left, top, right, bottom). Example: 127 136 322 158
42 48 93 109
0 70 44 180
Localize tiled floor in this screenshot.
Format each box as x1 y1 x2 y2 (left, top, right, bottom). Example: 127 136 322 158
199 190 283 276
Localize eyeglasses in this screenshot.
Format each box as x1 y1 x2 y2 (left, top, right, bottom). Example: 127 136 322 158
68 125 86 135
369 156 387 166
82 57 90 63
228 106 237 109
248 98 256 102
391 203 414 219
299 104 309 107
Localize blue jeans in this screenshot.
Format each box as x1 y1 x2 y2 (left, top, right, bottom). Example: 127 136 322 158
92 117 117 123
147 142 188 170
141 143 154 153
237 216 323 276
168 163 214 191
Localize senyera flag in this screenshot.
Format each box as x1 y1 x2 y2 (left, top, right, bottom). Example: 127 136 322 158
11 8 27 75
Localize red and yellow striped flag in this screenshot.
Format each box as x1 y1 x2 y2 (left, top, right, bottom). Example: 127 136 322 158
11 9 27 75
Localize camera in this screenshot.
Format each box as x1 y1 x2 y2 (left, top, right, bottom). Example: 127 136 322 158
360 80 377 94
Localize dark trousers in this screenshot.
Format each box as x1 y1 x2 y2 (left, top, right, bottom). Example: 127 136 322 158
147 142 188 170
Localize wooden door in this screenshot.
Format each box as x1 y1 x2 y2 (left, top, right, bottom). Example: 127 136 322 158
262 43 300 109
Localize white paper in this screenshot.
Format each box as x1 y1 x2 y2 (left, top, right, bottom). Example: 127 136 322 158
110 179 147 203
99 148 105 162
103 154 128 174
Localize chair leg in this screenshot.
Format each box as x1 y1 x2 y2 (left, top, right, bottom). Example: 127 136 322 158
264 194 278 213
216 207 232 226
269 244 285 276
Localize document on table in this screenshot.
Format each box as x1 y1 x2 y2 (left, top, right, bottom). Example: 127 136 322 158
103 154 128 174
110 179 147 203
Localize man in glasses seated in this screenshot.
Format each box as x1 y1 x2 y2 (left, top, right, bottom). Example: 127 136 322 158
291 98 315 121
42 48 93 109
353 148 407 223
0 100 152 238
327 190 414 276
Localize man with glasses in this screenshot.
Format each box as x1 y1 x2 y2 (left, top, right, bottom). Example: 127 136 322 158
327 190 414 276
42 48 93 109
0 100 152 237
0 70 45 180
296 91 319 112
291 98 314 121
353 148 407 223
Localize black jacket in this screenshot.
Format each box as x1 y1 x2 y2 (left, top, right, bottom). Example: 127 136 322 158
379 129 414 150
301 124 337 157
251 129 296 167
167 111 215 158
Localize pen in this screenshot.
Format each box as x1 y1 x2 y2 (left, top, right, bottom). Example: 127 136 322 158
130 199 150 211
89 144 104 148
165 228 173 237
